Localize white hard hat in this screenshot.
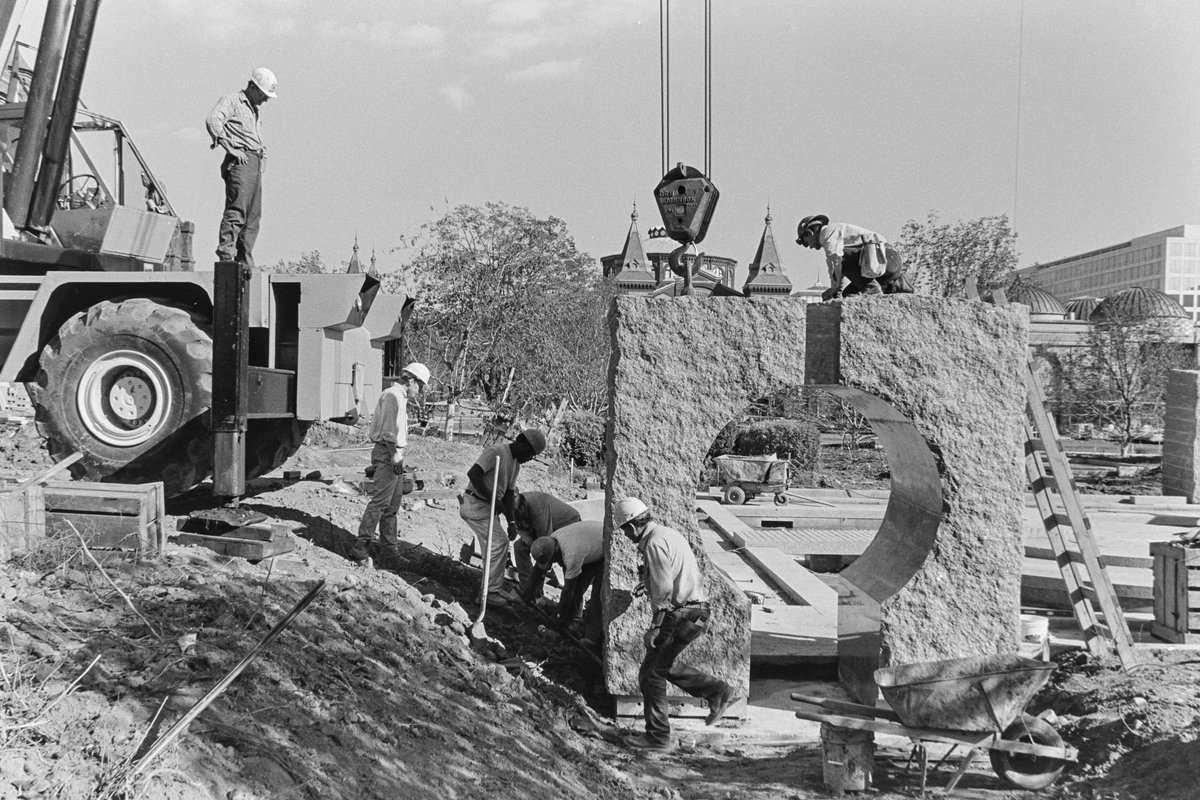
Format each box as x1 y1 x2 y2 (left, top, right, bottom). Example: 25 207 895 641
250 67 278 98
402 362 430 387
613 497 649 529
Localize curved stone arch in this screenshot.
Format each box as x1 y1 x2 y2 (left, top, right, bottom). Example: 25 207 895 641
603 295 1029 707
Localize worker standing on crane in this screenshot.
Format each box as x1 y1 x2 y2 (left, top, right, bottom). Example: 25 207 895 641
349 362 429 568
460 429 547 608
797 214 913 300
614 497 741 751
206 67 277 269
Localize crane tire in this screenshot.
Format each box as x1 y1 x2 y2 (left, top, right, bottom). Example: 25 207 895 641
245 418 311 479
30 298 213 498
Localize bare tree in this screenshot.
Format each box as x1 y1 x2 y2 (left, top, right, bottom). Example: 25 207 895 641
1061 309 1192 455
899 212 1018 298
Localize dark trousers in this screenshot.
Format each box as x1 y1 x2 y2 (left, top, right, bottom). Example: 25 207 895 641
217 152 262 268
842 243 912 295
559 560 604 641
638 604 725 743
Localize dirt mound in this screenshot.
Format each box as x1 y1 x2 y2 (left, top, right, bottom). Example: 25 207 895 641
0 420 53 478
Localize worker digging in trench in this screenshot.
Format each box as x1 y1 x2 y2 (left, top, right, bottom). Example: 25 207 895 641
521 519 605 650
459 429 548 608
349 362 430 568
614 497 743 752
511 490 582 598
797 214 914 300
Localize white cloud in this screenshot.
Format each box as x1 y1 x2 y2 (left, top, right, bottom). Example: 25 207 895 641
316 19 447 53
439 85 474 111
489 0 551 27
172 127 210 147
158 0 302 42
509 58 581 82
269 18 299 37
481 30 544 61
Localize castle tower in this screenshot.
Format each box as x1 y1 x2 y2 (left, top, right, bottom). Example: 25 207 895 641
742 207 792 297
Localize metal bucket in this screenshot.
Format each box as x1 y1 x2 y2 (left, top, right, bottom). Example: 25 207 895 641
874 654 1056 732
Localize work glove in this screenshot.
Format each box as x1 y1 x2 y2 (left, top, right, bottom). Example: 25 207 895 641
507 524 519 542
393 462 405 476
821 286 841 302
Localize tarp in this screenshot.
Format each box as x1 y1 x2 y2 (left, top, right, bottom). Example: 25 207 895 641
714 454 788 484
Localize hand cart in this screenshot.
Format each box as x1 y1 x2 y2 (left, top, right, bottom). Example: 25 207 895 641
714 454 790 506
793 654 1077 795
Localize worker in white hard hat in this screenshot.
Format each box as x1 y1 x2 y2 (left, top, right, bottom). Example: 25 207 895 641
523 520 605 646
350 362 429 567
797 214 913 300
206 67 278 269
460 428 547 608
614 496 742 751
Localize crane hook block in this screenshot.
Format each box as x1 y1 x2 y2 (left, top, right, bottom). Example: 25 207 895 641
653 163 719 245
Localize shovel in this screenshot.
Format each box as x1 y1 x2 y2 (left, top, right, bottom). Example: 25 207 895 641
469 455 502 641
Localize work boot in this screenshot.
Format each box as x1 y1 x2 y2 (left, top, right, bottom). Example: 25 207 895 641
705 683 742 726
625 732 675 752
859 279 882 296
375 542 404 569
347 539 373 567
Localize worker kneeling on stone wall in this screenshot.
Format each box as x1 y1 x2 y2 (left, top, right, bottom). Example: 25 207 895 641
521 520 604 647
797 214 913 300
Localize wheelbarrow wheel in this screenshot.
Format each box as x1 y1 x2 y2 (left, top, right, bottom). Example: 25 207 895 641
774 492 788 506
989 713 1067 790
722 485 746 505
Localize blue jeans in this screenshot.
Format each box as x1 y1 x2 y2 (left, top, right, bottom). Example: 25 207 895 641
217 152 262 268
638 603 724 743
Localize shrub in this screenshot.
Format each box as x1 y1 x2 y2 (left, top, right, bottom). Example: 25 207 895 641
558 409 606 470
734 419 821 474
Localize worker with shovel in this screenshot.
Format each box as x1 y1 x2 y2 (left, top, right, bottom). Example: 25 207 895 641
615 497 742 752
512 491 581 598
349 362 429 568
460 429 547 608
523 520 604 647
796 214 913 300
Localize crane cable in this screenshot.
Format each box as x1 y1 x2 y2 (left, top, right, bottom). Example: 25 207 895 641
660 0 712 178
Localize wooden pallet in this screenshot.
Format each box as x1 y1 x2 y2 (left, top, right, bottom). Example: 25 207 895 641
172 520 296 560
1150 541 1200 643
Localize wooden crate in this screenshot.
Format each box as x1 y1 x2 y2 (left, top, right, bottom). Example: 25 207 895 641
42 481 166 554
0 484 46 560
1150 541 1200 644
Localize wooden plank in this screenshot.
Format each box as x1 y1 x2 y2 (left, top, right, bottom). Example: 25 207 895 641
743 547 837 611
751 604 837 661
42 492 144 515
1151 620 1185 643
698 500 751 548
615 694 748 720
0 484 46 559
1154 553 1166 627
1025 545 1152 570
13 453 82 490
173 531 295 560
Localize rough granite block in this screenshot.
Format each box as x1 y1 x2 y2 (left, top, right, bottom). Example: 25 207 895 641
603 296 808 700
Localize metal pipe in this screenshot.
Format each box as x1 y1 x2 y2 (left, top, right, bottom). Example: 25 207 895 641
27 0 100 231
5 0 70 229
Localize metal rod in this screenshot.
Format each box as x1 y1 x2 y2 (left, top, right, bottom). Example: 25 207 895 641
27 0 101 231
5 0 70 229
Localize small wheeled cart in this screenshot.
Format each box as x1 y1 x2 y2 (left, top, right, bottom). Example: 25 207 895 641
714 454 790 506
793 654 1077 796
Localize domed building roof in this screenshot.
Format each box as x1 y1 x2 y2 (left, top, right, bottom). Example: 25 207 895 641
1063 296 1100 321
1005 283 1066 318
1092 287 1190 321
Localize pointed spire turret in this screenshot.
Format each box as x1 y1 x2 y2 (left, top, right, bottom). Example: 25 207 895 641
743 204 792 297
347 234 363 274
609 203 655 290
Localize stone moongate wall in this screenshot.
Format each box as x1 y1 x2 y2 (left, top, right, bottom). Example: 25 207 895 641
601 294 1029 707
602 297 809 699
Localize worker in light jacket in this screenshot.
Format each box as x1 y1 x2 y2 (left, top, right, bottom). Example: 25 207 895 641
349 362 429 567
525 519 604 646
797 214 913 300
614 497 742 752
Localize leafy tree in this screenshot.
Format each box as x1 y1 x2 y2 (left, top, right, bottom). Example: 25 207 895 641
1060 309 1192 455
387 202 610 413
263 250 326 274
898 212 1018 298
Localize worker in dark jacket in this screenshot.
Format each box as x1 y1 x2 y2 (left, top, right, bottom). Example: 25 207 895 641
512 491 582 596
459 429 546 608
524 520 604 645
797 214 913 300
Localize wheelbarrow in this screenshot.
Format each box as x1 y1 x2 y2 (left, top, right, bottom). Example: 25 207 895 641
713 454 790 506
793 654 1077 795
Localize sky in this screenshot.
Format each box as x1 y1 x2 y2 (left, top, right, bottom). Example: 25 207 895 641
10 0 1200 290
